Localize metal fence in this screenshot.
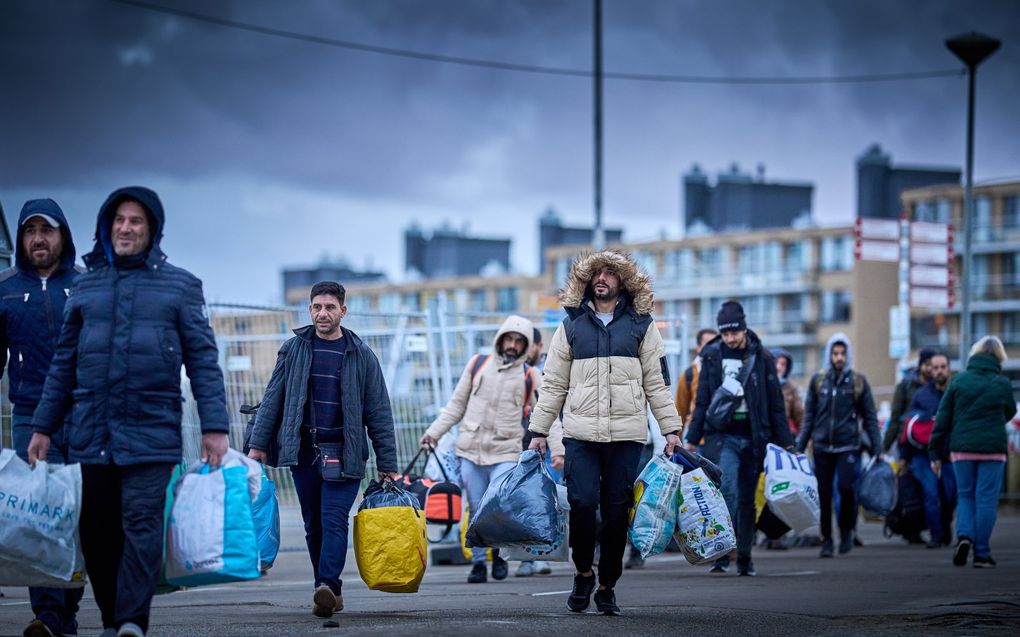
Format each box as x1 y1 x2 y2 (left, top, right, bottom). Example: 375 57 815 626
198 299 690 503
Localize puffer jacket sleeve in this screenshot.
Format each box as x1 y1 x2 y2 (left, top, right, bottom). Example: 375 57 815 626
929 378 956 461
425 356 477 440
248 340 290 453
529 322 571 435
639 322 682 436
31 290 82 435
361 346 398 473
178 276 228 434
858 376 881 454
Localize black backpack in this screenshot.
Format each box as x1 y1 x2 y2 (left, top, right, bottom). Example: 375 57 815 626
883 468 927 538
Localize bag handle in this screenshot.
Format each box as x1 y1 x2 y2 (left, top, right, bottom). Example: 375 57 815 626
424 445 451 482
401 447 428 479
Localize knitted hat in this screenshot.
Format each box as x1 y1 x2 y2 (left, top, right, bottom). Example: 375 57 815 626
716 300 746 332
918 347 937 367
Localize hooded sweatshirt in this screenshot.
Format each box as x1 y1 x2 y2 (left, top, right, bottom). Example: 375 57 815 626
528 249 682 443
796 332 881 454
772 347 804 434
427 315 563 464
0 198 81 415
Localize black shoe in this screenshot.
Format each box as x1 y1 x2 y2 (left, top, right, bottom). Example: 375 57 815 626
594 588 621 615
491 557 509 580
22 619 55 637
567 573 596 612
972 555 996 568
839 531 853 555
820 539 834 558
737 558 756 577
709 556 730 573
906 533 925 545
766 539 788 551
467 563 487 583
953 538 972 566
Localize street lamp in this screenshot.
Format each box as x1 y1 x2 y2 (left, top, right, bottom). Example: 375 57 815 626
945 32 1000 367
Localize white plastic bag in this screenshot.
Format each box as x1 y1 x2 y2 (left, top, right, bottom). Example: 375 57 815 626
503 485 570 562
0 449 86 587
763 443 820 532
166 449 262 587
628 455 685 558
424 428 461 483
674 468 736 564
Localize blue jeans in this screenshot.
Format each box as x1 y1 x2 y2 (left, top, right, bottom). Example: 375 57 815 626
290 464 361 595
909 455 957 543
952 460 1005 558
719 435 759 561
460 459 516 564
12 413 84 636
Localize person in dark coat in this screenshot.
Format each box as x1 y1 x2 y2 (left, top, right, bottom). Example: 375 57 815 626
246 281 398 618
0 199 84 637
884 347 936 453
930 336 1016 568
904 353 956 548
28 186 229 637
685 300 794 577
797 333 882 558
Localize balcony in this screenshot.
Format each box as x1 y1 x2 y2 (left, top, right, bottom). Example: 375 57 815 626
954 214 1020 252
656 268 815 300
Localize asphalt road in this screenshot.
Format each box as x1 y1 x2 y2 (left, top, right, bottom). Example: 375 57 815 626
2 507 1018 636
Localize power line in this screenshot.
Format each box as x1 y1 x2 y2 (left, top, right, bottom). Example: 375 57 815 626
111 0 965 85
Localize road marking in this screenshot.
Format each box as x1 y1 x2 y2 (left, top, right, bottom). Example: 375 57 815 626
1 601 30 607
766 570 820 577
532 590 572 596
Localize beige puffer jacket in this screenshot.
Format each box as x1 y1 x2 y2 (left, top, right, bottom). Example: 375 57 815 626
426 315 564 465
529 250 683 443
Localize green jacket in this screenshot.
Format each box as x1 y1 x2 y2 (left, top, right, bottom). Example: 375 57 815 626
929 354 1016 460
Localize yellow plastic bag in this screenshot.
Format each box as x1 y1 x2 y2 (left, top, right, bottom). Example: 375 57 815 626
755 472 766 519
353 483 428 593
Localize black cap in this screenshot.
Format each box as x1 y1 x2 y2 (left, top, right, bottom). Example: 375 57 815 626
717 300 746 332
532 327 542 344
918 347 937 367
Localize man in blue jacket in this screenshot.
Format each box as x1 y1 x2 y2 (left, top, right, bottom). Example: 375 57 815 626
28 187 229 637
245 281 398 619
0 199 83 637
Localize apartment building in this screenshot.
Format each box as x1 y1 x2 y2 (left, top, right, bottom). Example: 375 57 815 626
901 179 1020 381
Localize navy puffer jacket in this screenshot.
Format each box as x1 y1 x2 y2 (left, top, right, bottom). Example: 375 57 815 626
32 186 228 465
0 199 81 416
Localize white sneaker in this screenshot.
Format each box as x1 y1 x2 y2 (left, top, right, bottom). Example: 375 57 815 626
515 561 536 577
534 560 552 575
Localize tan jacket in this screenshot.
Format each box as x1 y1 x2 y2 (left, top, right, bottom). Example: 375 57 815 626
675 357 701 423
529 250 683 443
426 315 564 465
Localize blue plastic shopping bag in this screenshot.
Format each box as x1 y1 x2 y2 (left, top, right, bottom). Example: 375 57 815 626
252 467 281 571
628 454 685 558
166 449 261 587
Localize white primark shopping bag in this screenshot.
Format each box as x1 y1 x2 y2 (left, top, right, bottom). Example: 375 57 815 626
0 448 87 587
763 443 820 532
674 468 736 564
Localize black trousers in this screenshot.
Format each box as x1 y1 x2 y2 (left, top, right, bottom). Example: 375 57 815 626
80 463 175 632
813 450 859 540
564 438 643 588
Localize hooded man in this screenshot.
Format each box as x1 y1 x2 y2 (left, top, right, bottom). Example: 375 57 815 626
28 186 229 637
0 199 84 637
421 315 564 584
528 250 682 616
685 300 793 576
771 348 804 435
796 333 882 558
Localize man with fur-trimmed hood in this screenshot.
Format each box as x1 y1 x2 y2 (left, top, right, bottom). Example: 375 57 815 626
529 250 682 616
421 315 564 584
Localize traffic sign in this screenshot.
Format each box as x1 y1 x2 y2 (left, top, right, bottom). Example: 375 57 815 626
856 240 899 262
910 287 953 309
909 265 951 287
910 222 952 243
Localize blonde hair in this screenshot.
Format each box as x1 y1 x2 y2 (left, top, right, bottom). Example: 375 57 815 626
969 335 1008 363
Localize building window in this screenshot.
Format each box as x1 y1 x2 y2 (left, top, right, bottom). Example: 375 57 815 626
497 287 518 312
554 258 570 288
820 236 853 272
915 198 951 224
820 290 851 323
470 289 487 312
634 251 658 277
1005 196 1020 233
975 196 992 242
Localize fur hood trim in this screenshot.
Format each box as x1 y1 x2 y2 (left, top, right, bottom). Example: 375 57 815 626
559 249 654 315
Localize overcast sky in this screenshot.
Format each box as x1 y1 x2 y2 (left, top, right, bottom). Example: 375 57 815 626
2 0 1018 304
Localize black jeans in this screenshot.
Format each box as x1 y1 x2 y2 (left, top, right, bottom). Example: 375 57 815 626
80 463 175 633
813 450 859 540
564 438 643 588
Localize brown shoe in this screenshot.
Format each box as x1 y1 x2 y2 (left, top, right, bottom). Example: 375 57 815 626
313 584 342 617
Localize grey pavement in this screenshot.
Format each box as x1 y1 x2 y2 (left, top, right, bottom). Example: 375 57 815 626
2 506 1019 636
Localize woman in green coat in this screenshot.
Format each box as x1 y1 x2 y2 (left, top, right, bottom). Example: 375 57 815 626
930 336 1017 568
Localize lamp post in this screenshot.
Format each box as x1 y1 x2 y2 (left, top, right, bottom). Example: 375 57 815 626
592 0 604 250
945 32 1000 367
